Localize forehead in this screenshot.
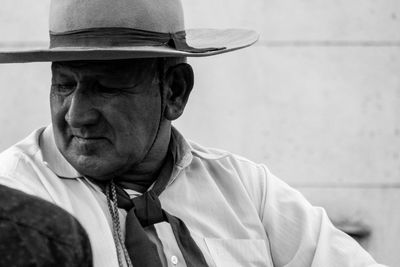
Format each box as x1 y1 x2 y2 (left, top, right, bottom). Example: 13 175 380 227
51 58 159 78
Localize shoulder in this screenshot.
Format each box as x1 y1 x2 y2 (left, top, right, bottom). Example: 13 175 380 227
189 140 261 165
186 140 312 219
0 127 47 192
187 140 272 213
0 127 44 170
189 139 270 179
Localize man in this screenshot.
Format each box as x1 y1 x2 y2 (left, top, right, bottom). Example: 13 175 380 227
0 0 386 266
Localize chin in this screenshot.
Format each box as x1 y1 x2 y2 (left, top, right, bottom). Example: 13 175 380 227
71 155 119 181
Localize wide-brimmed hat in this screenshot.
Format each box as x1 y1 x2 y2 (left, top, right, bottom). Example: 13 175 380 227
0 0 259 63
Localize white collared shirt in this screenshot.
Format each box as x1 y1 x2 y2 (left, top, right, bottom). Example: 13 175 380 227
0 126 385 267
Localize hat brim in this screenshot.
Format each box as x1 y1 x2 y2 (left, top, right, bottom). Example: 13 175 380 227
0 29 259 63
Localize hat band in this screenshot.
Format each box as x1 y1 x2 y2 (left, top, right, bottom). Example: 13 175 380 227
49 27 225 53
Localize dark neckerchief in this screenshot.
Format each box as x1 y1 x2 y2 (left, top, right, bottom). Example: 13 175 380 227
113 150 209 267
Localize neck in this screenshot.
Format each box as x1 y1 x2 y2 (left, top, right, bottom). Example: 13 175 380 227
116 122 172 192
117 155 168 192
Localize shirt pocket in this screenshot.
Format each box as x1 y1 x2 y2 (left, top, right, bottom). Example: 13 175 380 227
204 238 274 267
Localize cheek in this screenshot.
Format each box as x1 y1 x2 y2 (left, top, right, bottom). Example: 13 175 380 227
110 95 162 149
50 93 66 127
49 93 73 152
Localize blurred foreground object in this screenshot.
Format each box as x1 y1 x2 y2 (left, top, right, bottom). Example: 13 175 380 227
0 184 92 267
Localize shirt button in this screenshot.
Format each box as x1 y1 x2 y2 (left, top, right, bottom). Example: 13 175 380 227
171 255 178 265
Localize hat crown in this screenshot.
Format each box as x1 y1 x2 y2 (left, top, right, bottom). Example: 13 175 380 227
50 0 185 33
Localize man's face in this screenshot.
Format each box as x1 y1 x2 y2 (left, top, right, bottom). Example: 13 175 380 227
50 59 163 180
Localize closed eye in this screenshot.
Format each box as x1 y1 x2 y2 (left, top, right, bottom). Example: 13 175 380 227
94 82 143 96
51 83 76 95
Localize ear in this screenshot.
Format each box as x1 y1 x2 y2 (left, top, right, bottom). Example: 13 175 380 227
163 63 194 121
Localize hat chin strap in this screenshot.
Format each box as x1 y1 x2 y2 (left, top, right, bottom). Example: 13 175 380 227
134 58 169 179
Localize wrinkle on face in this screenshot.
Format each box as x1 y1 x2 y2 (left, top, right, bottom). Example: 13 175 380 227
50 58 166 181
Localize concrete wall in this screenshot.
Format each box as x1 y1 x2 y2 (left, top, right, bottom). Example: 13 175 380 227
0 1 399 265
0 1 51 148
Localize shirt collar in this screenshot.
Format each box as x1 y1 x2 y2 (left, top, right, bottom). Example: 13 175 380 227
40 125 194 180
41 125 83 179
170 126 193 169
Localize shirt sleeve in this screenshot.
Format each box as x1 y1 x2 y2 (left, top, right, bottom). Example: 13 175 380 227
259 165 387 267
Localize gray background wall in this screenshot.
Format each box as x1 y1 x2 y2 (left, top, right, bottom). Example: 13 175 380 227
0 1 399 266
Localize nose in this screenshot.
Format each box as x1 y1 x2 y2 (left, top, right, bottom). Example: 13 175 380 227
65 84 100 128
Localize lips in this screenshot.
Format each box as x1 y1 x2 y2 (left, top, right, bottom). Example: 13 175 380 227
68 128 110 147
74 135 104 140
73 135 107 145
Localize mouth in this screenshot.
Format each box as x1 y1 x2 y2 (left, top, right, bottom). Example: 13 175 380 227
73 135 107 144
